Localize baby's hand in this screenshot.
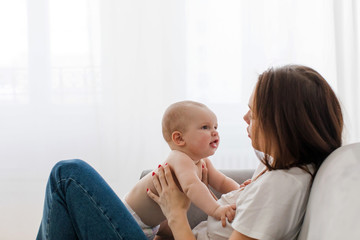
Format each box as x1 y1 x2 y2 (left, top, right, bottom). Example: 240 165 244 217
213 204 236 227
240 179 252 188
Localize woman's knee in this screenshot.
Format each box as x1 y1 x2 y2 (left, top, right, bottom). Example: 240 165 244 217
51 159 90 179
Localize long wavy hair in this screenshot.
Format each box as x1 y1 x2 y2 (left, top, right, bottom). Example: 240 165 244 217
252 65 343 176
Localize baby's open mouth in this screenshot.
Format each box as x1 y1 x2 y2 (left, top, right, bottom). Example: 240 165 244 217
210 139 219 148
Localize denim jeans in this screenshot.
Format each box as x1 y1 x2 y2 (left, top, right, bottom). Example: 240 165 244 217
37 159 147 240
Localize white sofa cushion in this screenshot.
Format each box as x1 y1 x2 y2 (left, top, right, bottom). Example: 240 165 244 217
298 142 360 239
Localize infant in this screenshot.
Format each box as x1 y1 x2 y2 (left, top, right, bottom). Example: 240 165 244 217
125 101 240 239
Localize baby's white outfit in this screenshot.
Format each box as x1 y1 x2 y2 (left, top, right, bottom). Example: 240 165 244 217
123 200 160 240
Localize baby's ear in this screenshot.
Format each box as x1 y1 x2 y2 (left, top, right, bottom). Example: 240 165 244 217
172 131 185 146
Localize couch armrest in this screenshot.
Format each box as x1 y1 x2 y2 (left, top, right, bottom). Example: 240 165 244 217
140 169 254 229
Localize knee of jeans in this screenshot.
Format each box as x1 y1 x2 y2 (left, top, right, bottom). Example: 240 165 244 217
51 159 88 179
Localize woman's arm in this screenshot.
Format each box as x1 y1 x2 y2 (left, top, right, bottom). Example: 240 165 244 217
147 164 196 240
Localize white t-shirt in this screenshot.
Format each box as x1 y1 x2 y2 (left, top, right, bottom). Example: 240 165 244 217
193 164 313 240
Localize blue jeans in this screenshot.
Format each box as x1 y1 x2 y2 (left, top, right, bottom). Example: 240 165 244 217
37 159 147 240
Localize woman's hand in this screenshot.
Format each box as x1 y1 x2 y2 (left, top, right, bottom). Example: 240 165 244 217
147 164 190 219
201 162 218 200
201 163 209 187
147 164 195 240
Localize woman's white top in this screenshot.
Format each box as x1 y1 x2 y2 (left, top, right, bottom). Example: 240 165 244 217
193 164 313 240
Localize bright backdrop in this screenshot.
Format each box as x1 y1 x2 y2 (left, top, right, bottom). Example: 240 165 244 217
0 0 359 239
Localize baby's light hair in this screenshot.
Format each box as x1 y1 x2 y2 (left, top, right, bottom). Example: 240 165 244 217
162 101 208 143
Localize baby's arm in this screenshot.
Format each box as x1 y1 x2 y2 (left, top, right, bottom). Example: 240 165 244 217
203 158 240 194
168 152 235 225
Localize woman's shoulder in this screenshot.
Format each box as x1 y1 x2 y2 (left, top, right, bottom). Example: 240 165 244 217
233 165 314 240
236 165 314 207
260 165 314 189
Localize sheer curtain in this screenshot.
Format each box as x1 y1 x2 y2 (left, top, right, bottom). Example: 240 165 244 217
183 0 360 167
0 0 359 238
333 0 360 143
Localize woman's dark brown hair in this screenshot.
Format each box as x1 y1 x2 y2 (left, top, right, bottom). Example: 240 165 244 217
252 65 343 175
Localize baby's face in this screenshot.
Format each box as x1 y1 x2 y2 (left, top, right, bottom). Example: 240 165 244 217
181 107 220 160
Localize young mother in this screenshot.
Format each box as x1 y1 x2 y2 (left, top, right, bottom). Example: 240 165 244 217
37 65 343 240
148 65 343 240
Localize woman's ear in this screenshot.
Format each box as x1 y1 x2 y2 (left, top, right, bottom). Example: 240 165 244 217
172 131 185 146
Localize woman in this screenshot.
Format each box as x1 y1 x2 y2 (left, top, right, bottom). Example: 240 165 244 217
148 65 343 240
37 65 343 240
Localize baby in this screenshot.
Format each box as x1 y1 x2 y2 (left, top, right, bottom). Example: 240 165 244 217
125 100 240 239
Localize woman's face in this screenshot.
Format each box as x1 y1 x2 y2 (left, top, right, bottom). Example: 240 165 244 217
243 90 264 151
243 90 254 138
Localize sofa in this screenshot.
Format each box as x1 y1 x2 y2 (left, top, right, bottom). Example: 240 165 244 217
141 142 360 239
